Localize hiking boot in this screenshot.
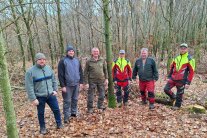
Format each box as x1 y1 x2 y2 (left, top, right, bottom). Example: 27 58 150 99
57 124 63 129
171 106 180 110
71 114 77 117
87 108 93 113
124 102 128 106
64 118 69 124
117 102 122 108
40 127 47 135
141 100 147 105
149 104 155 110
98 105 106 110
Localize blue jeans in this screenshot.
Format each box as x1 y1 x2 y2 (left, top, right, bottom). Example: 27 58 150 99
36 95 62 128
62 85 79 121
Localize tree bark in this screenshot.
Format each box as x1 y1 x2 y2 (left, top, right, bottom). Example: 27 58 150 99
9 0 26 72
42 1 54 68
102 0 116 108
18 0 35 64
56 0 64 56
0 32 19 138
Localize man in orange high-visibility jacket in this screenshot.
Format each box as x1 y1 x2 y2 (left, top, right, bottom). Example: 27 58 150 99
164 43 195 110
112 50 132 107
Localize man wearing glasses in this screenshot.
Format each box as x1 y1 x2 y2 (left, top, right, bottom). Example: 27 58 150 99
164 43 195 110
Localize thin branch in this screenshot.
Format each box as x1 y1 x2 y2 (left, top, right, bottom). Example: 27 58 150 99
0 16 21 32
160 0 169 22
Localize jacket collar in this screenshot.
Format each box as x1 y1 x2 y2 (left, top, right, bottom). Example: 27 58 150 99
180 52 188 57
90 56 103 62
118 57 125 60
35 64 45 69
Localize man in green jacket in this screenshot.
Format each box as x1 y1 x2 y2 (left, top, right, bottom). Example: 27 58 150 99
83 47 108 113
25 53 63 134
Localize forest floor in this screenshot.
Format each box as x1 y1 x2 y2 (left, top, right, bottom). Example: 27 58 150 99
1 72 207 137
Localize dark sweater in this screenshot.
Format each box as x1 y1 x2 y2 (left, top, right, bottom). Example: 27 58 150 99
132 57 158 81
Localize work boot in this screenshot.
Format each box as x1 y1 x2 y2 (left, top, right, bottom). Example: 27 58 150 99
141 100 147 105
64 118 69 124
98 105 106 110
117 102 122 108
149 103 155 110
171 106 180 110
57 124 63 129
87 108 93 113
40 127 47 135
71 114 77 117
124 102 128 106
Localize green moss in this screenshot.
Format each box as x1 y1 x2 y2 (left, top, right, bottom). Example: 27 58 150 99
187 105 206 114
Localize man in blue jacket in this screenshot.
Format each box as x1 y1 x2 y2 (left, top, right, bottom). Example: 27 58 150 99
58 45 83 123
25 53 63 135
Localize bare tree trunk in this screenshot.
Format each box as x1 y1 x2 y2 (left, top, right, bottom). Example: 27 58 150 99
42 1 54 68
55 0 64 56
0 32 19 138
102 0 116 108
18 0 35 64
166 0 174 73
33 13 42 52
9 0 26 72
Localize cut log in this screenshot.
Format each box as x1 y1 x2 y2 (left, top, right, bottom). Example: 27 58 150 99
155 92 173 106
187 104 206 114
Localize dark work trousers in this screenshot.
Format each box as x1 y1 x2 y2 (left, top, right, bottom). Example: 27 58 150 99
115 81 130 104
87 82 105 110
36 95 62 129
164 79 185 107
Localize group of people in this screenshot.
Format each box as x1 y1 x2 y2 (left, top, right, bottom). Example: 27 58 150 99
25 43 195 134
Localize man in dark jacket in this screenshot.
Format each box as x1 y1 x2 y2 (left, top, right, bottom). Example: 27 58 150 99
58 45 83 123
83 47 108 113
25 53 63 134
164 43 195 110
132 48 159 110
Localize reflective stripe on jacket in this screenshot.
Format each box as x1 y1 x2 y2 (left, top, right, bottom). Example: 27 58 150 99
25 65 57 101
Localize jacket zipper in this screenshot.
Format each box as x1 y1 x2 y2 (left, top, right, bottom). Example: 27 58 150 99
177 55 182 71
42 69 49 97
121 58 123 72
142 59 146 74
